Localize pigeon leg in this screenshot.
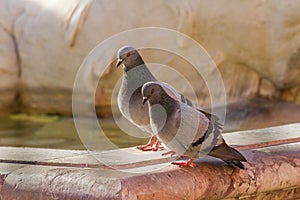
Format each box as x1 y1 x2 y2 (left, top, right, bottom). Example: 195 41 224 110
162 150 176 157
172 158 196 167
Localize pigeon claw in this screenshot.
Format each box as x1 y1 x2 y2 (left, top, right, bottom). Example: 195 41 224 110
140 140 164 151
137 136 164 151
172 158 196 167
137 135 156 150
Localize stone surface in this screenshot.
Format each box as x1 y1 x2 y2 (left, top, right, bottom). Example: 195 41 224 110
2 166 124 200
1 0 300 115
0 147 84 162
0 146 300 199
1 124 300 199
223 123 300 146
0 0 21 113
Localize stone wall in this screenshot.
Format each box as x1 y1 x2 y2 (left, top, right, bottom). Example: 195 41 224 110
0 0 300 116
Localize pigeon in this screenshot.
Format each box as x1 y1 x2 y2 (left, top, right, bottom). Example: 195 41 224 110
141 82 247 169
116 46 193 151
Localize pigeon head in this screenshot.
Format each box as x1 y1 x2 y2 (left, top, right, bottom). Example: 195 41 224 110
116 46 144 71
142 82 165 105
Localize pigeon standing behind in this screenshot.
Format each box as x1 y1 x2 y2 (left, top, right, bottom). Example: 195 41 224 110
116 46 193 151
141 82 247 169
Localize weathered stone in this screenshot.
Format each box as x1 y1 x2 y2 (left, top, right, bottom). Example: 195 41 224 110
10 0 199 116
259 78 278 99
1 124 300 199
296 88 300 105
223 123 300 147
1 149 300 200
1 0 300 115
279 86 300 102
2 166 124 200
0 0 20 113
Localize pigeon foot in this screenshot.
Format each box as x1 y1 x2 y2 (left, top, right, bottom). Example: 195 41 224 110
172 158 196 167
137 136 164 151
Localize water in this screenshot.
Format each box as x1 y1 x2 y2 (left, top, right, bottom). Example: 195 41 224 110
1 99 300 150
0 114 148 150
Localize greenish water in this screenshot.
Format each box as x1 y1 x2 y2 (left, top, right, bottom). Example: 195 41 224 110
0 114 148 150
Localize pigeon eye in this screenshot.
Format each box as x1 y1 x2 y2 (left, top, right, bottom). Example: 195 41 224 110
150 88 154 94
126 52 131 57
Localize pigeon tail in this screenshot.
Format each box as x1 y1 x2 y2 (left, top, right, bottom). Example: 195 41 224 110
208 141 247 169
197 110 246 169
225 160 245 169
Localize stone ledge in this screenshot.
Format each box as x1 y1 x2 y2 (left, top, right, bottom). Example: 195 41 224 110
0 123 300 199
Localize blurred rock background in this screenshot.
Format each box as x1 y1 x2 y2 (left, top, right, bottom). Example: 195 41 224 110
0 0 300 124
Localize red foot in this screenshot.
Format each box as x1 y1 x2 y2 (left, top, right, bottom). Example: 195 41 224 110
137 135 155 150
172 158 196 167
137 136 164 151
162 150 176 157
142 140 163 151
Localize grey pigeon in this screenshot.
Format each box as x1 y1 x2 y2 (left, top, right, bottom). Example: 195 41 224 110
116 46 193 151
141 82 247 169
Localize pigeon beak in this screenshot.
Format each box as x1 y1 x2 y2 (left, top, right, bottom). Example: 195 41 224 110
142 97 148 105
116 58 123 68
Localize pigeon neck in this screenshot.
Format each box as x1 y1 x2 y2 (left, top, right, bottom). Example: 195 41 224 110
123 57 145 72
159 93 178 114
123 64 156 85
